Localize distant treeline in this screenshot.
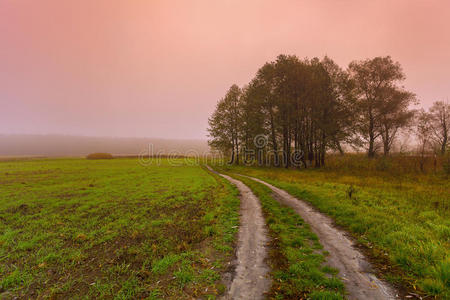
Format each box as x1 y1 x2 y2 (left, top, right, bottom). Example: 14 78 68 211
208 55 449 167
0 135 209 157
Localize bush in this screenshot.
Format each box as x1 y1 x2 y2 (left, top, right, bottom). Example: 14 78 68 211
86 153 113 160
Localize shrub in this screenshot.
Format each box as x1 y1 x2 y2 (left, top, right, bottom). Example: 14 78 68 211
86 153 113 160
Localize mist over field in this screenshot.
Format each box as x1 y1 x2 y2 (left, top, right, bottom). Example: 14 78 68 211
1 1 449 299
0 135 209 157
1 1 449 140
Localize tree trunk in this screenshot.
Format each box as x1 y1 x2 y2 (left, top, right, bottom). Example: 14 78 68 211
442 133 448 155
368 106 376 158
335 140 344 155
283 123 290 168
320 131 326 166
368 124 375 158
381 123 391 156
269 109 279 167
383 133 390 156
229 143 235 165
235 142 239 165
308 121 314 166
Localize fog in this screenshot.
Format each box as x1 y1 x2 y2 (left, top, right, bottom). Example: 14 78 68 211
1 0 449 143
0 135 209 157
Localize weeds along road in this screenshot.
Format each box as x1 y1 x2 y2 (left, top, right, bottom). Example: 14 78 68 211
243 174 398 300
209 163 398 299
206 166 271 300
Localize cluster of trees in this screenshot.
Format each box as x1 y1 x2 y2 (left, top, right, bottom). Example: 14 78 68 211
415 101 449 170
208 54 449 167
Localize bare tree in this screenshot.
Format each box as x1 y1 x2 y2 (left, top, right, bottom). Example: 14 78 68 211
429 100 450 155
378 88 416 155
415 109 433 172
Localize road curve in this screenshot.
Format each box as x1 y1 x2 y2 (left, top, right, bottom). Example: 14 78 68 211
244 175 398 300
206 166 271 300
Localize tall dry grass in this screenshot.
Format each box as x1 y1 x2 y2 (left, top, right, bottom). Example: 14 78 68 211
323 153 449 176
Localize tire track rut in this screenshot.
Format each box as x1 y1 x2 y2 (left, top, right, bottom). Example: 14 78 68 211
207 166 271 300
244 175 398 300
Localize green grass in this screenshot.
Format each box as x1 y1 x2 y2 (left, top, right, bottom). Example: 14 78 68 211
0 158 239 299
215 168 345 299
218 163 450 298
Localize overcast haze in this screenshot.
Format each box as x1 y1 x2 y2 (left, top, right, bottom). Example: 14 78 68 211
1 0 449 140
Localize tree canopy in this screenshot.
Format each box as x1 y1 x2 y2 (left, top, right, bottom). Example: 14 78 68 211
208 54 445 167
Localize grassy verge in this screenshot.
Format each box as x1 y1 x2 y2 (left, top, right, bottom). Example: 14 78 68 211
0 158 239 299
214 166 345 299
218 163 450 298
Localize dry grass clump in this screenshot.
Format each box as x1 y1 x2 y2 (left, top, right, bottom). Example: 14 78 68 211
86 153 113 160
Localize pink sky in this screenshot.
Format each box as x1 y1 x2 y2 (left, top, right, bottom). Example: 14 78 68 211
1 0 449 139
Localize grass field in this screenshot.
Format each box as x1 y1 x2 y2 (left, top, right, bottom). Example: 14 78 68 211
0 158 239 299
218 161 450 298
2 156 449 299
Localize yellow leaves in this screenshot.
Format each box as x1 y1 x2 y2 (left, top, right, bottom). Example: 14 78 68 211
38 262 47 268
131 230 139 239
75 233 88 241
176 241 188 251
138 269 151 279
199 257 210 267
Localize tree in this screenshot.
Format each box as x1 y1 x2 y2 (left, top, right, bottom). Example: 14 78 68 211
415 109 434 172
253 62 281 166
271 54 304 168
207 84 242 164
239 83 268 165
208 54 420 167
429 100 450 155
305 58 336 167
348 56 415 158
378 88 416 155
321 56 357 155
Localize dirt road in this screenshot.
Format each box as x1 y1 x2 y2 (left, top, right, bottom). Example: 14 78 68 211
245 175 397 300
207 166 271 300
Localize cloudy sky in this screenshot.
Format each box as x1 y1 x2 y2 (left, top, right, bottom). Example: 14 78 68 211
1 0 449 139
